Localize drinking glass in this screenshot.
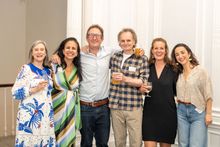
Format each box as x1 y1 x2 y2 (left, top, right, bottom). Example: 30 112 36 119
134 47 142 56
145 82 152 97
112 72 122 84
42 70 48 81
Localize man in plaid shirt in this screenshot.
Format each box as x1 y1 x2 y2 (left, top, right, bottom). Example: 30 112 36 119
109 28 148 147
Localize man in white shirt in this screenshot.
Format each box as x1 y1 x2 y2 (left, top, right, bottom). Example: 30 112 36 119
79 24 115 147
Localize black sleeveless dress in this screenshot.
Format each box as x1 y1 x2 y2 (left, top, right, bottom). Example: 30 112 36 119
142 64 177 144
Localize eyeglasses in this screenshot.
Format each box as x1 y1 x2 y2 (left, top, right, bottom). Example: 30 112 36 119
87 33 102 39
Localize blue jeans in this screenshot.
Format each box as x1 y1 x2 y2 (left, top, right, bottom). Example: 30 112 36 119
177 103 207 147
80 104 110 147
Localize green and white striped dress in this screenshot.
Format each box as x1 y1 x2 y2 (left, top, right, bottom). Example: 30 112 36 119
51 63 81 147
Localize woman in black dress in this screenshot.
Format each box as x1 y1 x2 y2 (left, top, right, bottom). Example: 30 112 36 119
140 38 177 147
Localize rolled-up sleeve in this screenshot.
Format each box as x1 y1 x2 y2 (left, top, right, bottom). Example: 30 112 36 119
203 70 213 101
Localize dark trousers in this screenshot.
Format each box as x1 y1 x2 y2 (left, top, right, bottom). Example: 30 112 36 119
80 104 110 147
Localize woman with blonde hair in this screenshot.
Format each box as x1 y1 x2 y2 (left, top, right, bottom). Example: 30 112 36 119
141 38 177 147
12 40 55 146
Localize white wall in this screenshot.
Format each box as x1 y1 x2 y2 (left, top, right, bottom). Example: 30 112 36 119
67 0 151 49
67 0 220 146
209 0 220 144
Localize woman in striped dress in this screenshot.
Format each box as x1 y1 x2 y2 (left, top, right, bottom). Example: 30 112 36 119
51 37 82 147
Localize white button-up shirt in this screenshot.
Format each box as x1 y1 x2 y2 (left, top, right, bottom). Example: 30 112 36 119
80 46 116 102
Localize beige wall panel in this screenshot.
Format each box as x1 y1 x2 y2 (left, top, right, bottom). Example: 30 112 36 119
0 87 18 137
0 89 5 137
26 0 67 58
0 1 26 84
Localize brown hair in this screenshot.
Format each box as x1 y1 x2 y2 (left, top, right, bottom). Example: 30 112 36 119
117 28 137 48
86 24 104 39
171 43 199 73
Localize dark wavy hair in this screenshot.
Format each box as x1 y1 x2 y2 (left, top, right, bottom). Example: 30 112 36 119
54 37 82 81
148 37 171 65
171 43 199 73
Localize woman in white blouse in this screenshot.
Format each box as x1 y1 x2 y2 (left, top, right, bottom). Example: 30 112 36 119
171 43 213 147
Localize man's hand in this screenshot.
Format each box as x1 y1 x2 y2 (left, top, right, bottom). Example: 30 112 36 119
81 45 89 54
112 72 123 82
134 48 145 57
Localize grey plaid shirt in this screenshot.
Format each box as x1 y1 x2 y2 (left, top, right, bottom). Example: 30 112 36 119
108 51 149 111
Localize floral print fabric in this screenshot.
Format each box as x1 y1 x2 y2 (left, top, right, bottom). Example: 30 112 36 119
12 64 56 147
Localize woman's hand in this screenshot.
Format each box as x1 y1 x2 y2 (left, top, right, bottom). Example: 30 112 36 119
50 54 61 65
139 84 146 93
139 82 152 93
30 81 48 95
139 49 145 56
205 113 212 126
205 98 213 126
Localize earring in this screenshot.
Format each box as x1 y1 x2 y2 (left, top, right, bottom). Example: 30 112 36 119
189 58 192 61
176 62 179 65
152 54 154 59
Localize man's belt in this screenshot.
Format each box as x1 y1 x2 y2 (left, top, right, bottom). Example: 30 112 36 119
80 98 109 107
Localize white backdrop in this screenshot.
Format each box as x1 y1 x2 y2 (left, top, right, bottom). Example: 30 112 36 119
67 0 220 146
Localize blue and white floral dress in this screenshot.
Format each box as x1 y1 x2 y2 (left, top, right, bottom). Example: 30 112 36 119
12 63 56 147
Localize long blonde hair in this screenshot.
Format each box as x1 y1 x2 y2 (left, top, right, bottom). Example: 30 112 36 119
148 37 171 64
28 40 49 67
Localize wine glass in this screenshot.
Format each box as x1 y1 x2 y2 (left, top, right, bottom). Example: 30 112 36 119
145 81 152 97
42 70 48 81
41 70 51 94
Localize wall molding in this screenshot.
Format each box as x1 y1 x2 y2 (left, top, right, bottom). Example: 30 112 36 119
211 108 220 126
195 0 205 65
66 0 83 43
153 0 162 37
